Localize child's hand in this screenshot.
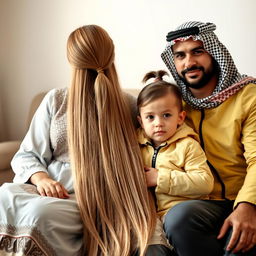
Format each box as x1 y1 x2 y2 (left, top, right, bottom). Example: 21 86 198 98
144 166 158 187
30 171 69 199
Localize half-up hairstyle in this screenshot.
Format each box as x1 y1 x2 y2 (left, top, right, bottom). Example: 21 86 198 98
67 25 155 256
138 70 183 111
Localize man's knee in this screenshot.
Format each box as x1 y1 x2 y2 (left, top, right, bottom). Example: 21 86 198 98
164 200 200 236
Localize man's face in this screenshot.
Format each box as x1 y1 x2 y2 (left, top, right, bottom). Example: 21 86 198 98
172 38 217 89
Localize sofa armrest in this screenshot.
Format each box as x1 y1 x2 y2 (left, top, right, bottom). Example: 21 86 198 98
0 140 21 170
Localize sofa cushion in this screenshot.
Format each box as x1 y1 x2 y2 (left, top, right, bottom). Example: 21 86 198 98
0 141 21 170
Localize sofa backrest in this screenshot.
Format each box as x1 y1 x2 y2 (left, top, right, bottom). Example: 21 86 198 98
26 92 47 130
26 89 140 130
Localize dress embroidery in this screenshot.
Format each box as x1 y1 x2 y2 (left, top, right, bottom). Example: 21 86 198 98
0 225 57 256
50 88 69 163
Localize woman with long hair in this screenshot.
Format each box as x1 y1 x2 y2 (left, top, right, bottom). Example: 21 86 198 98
0 25 167 256
67 25 156 255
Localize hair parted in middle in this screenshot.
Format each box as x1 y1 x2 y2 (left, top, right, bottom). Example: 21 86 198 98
67 25 156 256
138 70 183 111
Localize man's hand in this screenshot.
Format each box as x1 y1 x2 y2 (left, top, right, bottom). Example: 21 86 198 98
30 171 69 199
217 202 256 253
144 167 158 187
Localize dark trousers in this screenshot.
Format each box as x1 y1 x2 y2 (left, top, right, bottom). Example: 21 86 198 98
145 244 174 256
163 200 256 256
133 244 174 256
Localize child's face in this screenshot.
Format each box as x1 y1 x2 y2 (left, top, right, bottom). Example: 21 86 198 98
138 93 186 147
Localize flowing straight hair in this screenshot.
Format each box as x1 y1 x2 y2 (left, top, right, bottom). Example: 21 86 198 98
67 25 155 256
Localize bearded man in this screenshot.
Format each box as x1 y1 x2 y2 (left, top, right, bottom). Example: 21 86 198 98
161 21 256 256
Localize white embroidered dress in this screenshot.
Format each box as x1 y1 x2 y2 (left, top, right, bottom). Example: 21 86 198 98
0 88 83 256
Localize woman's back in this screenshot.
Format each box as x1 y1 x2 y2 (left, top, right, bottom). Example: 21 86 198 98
67 25 155 255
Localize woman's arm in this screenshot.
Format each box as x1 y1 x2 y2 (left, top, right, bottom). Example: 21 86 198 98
11 89 69 198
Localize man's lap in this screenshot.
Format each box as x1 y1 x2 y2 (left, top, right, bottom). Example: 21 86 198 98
163 200 233 256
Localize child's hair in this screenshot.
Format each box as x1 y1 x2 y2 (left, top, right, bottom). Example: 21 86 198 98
137 70 183 111
67 25 155 256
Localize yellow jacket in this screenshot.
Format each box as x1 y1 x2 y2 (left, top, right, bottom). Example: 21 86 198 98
184 83 256 208
137 123 214 216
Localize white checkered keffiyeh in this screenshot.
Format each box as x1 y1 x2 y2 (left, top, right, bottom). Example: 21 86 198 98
161 21 256 109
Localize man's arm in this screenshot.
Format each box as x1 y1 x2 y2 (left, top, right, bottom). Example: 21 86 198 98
218 87 256 252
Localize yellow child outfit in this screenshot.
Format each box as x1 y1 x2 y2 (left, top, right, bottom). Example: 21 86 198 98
137 122 214 216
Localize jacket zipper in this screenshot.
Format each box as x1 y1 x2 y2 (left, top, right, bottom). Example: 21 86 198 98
199 109 228 200
152 147 161 168
146 142 166 205
148 143 166 168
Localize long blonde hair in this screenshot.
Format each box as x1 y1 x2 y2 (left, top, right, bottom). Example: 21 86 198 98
67 25 155 256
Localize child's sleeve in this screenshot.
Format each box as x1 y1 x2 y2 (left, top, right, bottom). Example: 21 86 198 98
156 138 214 197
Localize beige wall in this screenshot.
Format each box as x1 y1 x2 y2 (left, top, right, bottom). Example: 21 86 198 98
1 0 256 141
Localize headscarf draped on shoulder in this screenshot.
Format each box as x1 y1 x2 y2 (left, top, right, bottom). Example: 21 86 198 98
161 21 256 109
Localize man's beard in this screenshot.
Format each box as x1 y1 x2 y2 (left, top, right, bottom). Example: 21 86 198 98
179 62 218 89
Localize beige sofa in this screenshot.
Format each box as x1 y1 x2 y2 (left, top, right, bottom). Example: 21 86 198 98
0 89 139 185
0 92 48 185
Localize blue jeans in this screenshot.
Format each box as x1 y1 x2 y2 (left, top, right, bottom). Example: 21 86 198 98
164 200 256 256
